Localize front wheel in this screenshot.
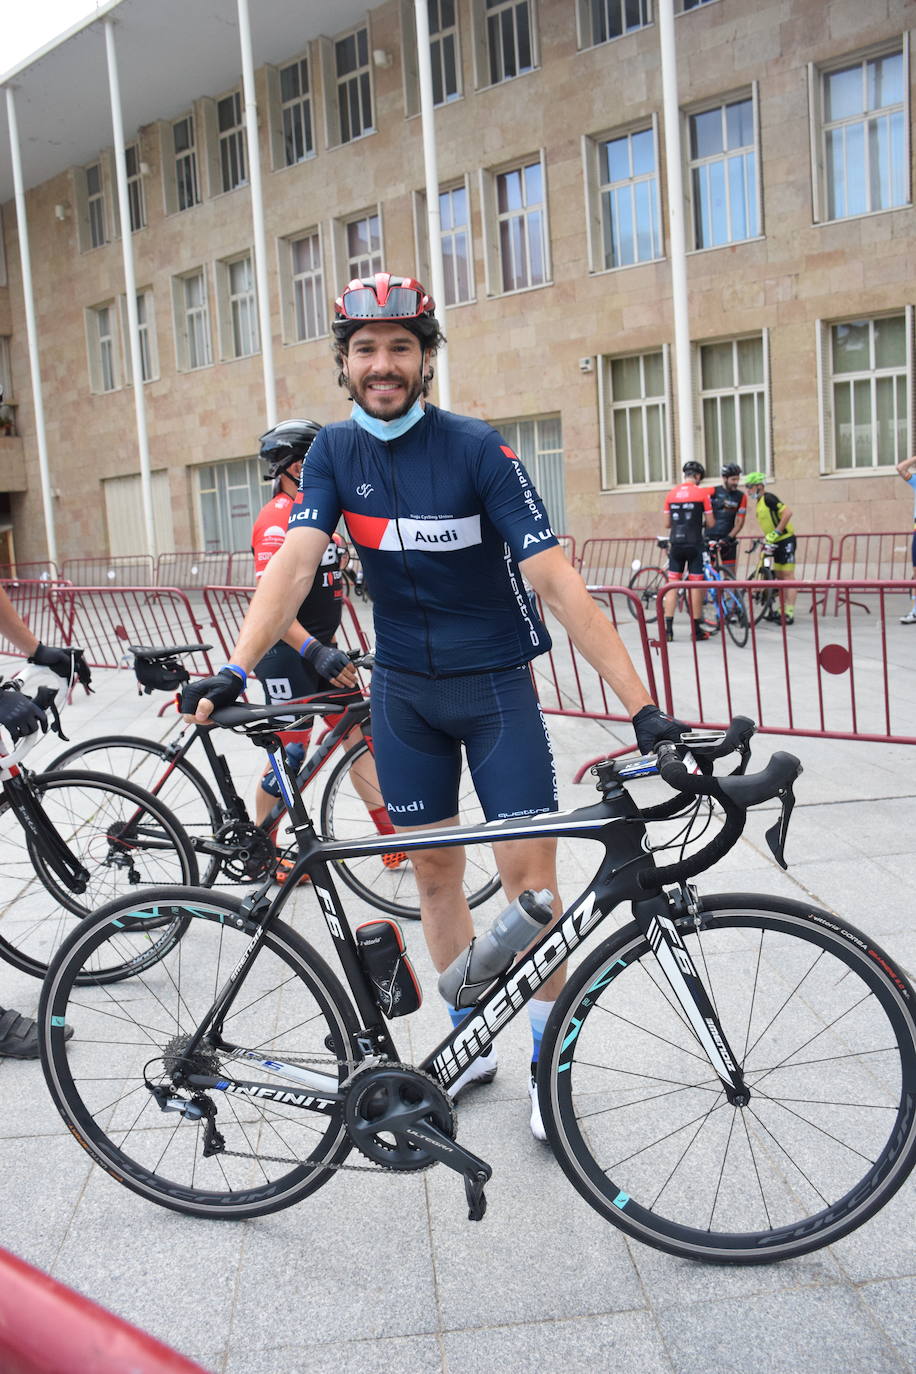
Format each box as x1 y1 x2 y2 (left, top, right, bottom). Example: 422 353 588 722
626 566 668 621
538 894 916 1264
715 569 750 647
40 887 361 1219
748 567 778 624
318 739 502 920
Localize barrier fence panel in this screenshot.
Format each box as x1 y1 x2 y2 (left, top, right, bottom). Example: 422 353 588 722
61 554 156 586
579 536 660 587
48 587 214 674
835 531 913 580
556 533 576 566
226 549 256 586
654 578 916 746
0 560 59 582
736 533 835 581
202 589 370 661
532 587 658 723
156 551 233 588
0 580 74 657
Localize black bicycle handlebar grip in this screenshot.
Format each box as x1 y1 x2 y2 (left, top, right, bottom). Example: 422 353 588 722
717 752 801 807
692 716 756 760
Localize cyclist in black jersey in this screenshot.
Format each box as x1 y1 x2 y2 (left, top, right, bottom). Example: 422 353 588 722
709 463 747 570
662 461 715 641
182 273 687 1137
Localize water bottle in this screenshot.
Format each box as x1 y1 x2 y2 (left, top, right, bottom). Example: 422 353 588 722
438 889 555 1009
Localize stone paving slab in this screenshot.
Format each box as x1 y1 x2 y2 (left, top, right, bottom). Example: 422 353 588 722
0 640 913 1373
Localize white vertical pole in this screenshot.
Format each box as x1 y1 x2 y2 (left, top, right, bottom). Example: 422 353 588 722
414 0 450 409
237 0 277 428
104 19 157 557
4 86 58 565
658 0 694 469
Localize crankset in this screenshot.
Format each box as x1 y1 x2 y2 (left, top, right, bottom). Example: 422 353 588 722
211 819 277 881
344 1063 493 1220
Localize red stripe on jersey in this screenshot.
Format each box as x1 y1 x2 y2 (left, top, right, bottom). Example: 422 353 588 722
500 445 519 461
343 509 391 549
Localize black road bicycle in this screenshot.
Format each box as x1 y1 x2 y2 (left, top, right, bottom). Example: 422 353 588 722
38 705 916 1263
49 643 500 920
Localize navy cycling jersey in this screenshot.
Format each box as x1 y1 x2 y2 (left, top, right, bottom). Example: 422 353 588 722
287 405 558 677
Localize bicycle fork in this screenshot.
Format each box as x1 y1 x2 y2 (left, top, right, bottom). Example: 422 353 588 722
632 891 749 1105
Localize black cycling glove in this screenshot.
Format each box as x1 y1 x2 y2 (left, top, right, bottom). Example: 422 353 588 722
0 687 48 742
632 704 688 756
179 668 245 718
28 643 92 689
301 640 351 683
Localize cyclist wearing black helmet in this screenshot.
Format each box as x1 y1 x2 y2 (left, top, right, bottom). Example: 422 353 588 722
183 271 687 1138
709 463 747 570
661 461 715 641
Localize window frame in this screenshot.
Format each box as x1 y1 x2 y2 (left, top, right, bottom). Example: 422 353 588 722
119 288 159 385
489 413 566 529
169 111 201 213
575 0 653 51
320 24 376 149
125 143 146 233
270 53 316 170
194 457 264 553
412 178 476 307
216 251 260 361
401 0 464 116
334 207 384 283
816 308 913 475
583 116 664 274
480 151 551 298
808 37 911 225
472 0 538 91
695 332 771 476
172 267 214 373
598 344 672 491
279 227 327 346
685 84 762 252
216 88 247 194
86 301 121 394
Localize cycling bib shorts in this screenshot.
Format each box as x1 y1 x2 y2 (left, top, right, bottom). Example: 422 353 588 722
667 545 704 578
771 535 796 569
369 663 557 825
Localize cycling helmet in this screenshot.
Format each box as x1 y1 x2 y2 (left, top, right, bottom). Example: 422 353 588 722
744 471 767 487
332 272 443 351
682 461 706 482
721 463 742 478
259 419 322 482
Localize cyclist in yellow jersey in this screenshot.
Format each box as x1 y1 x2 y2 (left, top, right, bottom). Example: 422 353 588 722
744 473 797 624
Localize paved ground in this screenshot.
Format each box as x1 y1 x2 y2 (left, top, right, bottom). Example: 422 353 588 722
0 607 914 1374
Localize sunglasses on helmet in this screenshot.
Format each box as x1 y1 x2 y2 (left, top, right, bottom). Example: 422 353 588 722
335 273 435 322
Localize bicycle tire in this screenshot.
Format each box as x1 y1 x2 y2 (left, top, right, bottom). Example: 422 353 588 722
748 567 778 624
40 886 360 1219
0 770 196 982
539 893 916 1264
48 734 225 887
626 567 668 621
717 568 750 648
318 738 502 920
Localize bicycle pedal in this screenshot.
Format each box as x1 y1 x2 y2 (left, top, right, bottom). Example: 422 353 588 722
275 857 311 886
381 850 408 870
464 1168 490 1222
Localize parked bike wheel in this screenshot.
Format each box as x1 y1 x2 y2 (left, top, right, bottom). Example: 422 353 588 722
716 569 750 647
318 738 502 920
626 567 669 621
40 887 360 1218
49 734 225 886
0 770 196 981
539 894 916 1264
747 567 778 624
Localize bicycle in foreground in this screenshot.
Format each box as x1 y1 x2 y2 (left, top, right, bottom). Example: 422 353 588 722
38 705 916 1264
48 642 500 919
628 539 750 645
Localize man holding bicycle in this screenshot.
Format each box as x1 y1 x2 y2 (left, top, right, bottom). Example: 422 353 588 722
745 472 798 625
182 271 685 1137
0 587 88 1057
708 463 747 572
661 461 715 642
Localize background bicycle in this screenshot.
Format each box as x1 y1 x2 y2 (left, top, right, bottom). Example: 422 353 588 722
628 539 750 645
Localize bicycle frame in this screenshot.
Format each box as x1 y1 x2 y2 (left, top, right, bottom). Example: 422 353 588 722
179 742 747 1112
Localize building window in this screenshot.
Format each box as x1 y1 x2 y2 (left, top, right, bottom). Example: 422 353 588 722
86 162 106 248
578 0 651 47
286 231 325 343
477 0 535 86
688 94 759 249
439 185 474 304
594 125 662 269
279 57 314 165
336 27 373 144
218 254 259 360
173 114 200 211
492 415 566 529
825 314 908 470
345 211 383 278
125 145 145 232
218 91 246 192
699 336 768 473
430 0 461 103
88 303 119 393
120 290 157 384
600 349 669 487
196 458 263 551
174 269 212 372
818 47 907 222
489 157 548 293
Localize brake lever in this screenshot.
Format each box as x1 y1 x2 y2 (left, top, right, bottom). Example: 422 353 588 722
764 781 796 869
729 737 752 777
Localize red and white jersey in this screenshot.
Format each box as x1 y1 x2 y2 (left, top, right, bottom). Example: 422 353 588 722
251 492 344 644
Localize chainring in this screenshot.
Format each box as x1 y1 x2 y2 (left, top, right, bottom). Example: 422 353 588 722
344 1063 456 1172
214 819 277 881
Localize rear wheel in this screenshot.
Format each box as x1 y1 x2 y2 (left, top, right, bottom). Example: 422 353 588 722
748 567 778 624
539 895 916 1264
716 569 750 647
626 567 668 621
318 739 502 920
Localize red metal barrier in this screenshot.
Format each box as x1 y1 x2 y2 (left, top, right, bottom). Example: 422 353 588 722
226 550 255 585
0 580 73 656
579 535 659 587
0 561 59 582
556 533 576 566
835 531 913 580
61 554 156 586
532 587 658 723
156 551 233 588
47 586 214 674
203 588 370 660
735 533 835 580
0 1246 211 1374
654 579 916 745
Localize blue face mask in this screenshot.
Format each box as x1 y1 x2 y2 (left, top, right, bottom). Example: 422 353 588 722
351 400 425 441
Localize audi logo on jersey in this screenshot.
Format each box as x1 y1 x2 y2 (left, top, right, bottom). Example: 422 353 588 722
343 510 482 551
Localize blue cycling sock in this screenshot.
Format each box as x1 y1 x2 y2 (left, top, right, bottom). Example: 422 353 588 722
528 999 555 1066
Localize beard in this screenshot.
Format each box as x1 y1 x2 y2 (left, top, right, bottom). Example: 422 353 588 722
349 372 424 420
